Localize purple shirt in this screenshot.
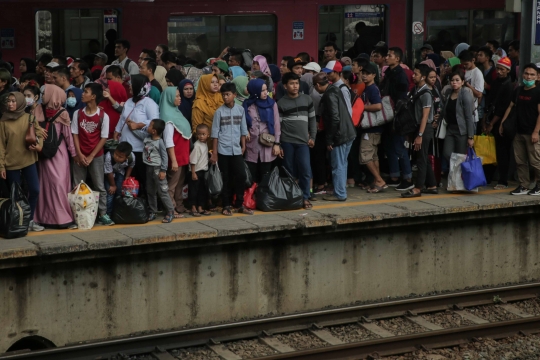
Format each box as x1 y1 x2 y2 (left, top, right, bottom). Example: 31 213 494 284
245 103 281 163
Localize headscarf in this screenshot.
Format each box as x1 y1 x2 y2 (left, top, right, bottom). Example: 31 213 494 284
253 55 272 77
269 64 281 84
192 74 224 117
440 51 455 60
232 76 249 106
1 92 26 121
340 57 352 66
159 87 192 140
421 59 441 85
166 69 184 87
65 87 83 120
454 43 469 57
131 74 151 103
447 57 461 68
178 79 194 122
155 65 168 91
497 48 507 58
99 81 128 138
230 66 247 79
426 54 442 69
42 84 71 126
243 79 276 135
20 58 37 75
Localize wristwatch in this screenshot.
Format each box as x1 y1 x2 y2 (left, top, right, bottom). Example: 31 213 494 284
418 132 423 137
468 136 474 140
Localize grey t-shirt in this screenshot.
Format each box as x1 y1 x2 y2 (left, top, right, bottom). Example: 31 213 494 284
414 86 433 125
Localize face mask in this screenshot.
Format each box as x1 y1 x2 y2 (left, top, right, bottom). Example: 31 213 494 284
25 97 34 107
66 97 77 108
523 79 536 87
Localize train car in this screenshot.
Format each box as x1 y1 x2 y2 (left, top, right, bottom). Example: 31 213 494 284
0 0 519 78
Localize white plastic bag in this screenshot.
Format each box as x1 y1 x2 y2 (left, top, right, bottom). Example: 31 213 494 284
68 181 99 230
447 152 479 192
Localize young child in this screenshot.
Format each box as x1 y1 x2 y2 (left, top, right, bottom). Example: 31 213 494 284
104 141 135 215
189 124 210 217
209 82 252 216
132 119 175 223
71 83 114 226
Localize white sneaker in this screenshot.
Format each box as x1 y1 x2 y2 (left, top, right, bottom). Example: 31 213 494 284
29 221 45 232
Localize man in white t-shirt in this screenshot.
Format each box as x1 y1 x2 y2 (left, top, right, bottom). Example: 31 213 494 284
111 39 139 76
459 50 484 123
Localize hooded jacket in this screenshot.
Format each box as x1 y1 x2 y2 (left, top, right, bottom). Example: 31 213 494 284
320 85 356 147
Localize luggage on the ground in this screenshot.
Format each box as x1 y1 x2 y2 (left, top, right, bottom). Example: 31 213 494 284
234 183 257 210
474 133 497 165
0 182 31 239
206 163 223 196
447 152 479 192
256 167 303 211
461 148 487 191
121 177 139 197
112 194 148 224
68 181 99 230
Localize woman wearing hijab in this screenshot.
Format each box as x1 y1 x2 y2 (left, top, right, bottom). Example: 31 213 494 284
229 66 247 79
178 79 195 125
114 74 159 197
233 76 249 106
154 65 169 91
19 58 37 76
0 92 45 231
191 74 223 149
34 84 78 229
160 87 192 217
166 69 184 87
65 87 84 120
100 80 128 139
454 43 469 57
243 79 281 183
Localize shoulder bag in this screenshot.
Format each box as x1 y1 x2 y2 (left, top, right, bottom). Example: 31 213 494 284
25 114 37 147
256 108 275 147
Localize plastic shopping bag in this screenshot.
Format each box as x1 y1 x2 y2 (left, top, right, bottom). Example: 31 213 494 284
112 194 148 224
68 181 99 230
256 167 303 211
447 153 478 192
461 148 487 191
121 177 139 197
0 182 31 239
474 134 497 165
206 163 223 196
234 183 257 210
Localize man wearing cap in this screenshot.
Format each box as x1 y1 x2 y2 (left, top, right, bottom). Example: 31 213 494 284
44 62 59 84
322 60 352 117
313 72 356 201
420 44 434 61
303 62 321 75
212 60 229 79
93 52 108 69
275 57 311 101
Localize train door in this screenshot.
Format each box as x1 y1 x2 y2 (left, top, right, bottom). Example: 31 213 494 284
35 9 119 58
318 4 386 62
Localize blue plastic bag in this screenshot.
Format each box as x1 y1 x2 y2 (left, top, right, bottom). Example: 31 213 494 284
461 148 487 191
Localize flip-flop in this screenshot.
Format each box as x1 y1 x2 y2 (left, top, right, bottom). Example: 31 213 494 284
200 210 211 216
367 185 386 193
189 211 201 217
401 189 421 198
162 212 174 223
303 200 313 209
237 206 254 215
174 212 185 218
222 206 233 216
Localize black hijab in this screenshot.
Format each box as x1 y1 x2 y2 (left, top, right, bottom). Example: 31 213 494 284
131 74 150 103
166 69 184 87
21 58 37 75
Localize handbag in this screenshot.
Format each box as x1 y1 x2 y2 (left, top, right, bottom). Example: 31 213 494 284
473 133 497 165
436 119 447 139
461 147 487 191
25 114 37 147
360 93 394 129
256 108 275 147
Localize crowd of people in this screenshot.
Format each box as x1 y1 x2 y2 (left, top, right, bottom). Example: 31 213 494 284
0 35 538 232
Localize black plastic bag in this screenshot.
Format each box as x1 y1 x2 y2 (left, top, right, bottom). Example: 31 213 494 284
243 160 253 188
256 167 303 212
206 163 223 196
112 195 148 224
0 182 31 239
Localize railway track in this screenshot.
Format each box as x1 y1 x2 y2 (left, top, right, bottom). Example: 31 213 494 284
3 282 540 360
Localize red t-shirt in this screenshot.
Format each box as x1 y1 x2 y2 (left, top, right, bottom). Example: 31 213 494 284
74 109 107 157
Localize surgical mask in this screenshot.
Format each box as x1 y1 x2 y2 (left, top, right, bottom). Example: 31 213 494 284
25 97 34 107
523 79 536 87
66 97 77 108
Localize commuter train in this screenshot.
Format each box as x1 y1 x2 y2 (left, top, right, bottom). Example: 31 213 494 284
0 0 518 77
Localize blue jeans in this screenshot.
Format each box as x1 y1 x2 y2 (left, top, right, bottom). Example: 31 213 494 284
104 173 125 215
6 163 39 219
330 140 354 200
384 133 412 180
281 142 312 200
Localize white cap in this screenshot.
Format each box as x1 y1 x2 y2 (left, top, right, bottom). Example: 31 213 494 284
303 62 321 73
46 62 59 68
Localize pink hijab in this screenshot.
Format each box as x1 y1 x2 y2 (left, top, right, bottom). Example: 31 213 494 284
253 55 272 77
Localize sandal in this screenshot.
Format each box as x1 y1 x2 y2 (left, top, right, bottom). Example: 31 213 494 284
237 206 254 215
190 211 202 217
148 213 157 221
174 212 185 218
356 182 369 190
303 199 313 209
222 206 233 216
494 184 508 190
367 184 386 193
162 212 174 223
200 210 211 216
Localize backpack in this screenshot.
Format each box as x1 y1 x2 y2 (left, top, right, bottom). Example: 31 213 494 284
393 87 431 136
39 105 66 159
124 59 133 74
241 49 254 69
339 84 355 103
351 94 365 127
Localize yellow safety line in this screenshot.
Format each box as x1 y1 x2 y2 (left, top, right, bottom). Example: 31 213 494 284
26 189 511 237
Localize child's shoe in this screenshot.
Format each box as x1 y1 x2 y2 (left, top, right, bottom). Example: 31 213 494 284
162 212 174 223
97 214 115 226
148 212 157 221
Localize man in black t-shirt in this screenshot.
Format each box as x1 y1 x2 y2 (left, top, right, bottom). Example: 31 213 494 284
500 63 540 195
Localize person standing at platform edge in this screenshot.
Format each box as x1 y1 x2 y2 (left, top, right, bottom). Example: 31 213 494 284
402 64 438 198
277 72 317 209
112 39 139 76
313 72 356 201
500 63 540 196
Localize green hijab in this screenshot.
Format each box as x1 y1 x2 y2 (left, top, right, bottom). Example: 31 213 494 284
233 76 249 106
159 87 192 140
447 57 461 67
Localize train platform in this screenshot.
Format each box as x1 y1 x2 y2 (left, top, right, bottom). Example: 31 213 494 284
1 181 538 263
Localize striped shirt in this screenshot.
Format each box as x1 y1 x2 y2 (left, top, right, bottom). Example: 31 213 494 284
211 104 248 156
277 94 317 145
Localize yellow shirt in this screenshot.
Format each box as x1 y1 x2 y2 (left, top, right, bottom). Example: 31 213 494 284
0 113 41 171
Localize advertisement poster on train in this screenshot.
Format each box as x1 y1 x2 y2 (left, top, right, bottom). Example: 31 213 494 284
0 29 14 49
536 0 540 45
293 22 304 40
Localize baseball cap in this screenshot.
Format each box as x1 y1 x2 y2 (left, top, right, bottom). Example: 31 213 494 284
45 62 59 69
287 57 307 70
93 52 108 63
497 57 512 70
322 60 343 73
362 63 378 75
303 62 321 73
420 44 434 51
214 60 229 74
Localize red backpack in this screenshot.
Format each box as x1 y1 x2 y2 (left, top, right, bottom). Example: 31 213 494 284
351 94 365 127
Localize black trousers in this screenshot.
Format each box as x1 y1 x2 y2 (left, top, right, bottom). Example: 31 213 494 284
188 170 208 208
218 154 247 208
415 125 437 189
246 159 272 184
132 152 147 198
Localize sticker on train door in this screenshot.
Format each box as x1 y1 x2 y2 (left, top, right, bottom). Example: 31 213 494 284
293 22 304 40
0 29 14 49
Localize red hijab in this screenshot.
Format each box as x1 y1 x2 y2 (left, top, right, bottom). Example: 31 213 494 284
99 81 128 139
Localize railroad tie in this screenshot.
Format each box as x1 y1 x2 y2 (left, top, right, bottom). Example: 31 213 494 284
150 347 176 360
207 343 243 360
453 310 490 324
309 328 345 345
405 315 444 331
358 322 395 338
259 336 296 353
499 304 534 318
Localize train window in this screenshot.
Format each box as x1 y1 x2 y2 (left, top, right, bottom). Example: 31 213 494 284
319 5 385 61
36 11 53 58
427 10 516 53
167 15 276 64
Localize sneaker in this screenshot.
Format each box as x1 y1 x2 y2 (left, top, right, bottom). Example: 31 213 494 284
67 223 78 230
322 195 346 201
396 180 415 191
313 187 327 195
29 221 44 232
510 185 530 196
148 212 157 221
97 214 115 226
528 186 540 196
387 179 400 187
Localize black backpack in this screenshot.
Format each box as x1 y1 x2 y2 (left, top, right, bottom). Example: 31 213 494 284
393 88 431 136
339 84 355 103
39 105 66 159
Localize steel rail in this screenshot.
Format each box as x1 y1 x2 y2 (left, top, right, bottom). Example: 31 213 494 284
1 282 539 360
